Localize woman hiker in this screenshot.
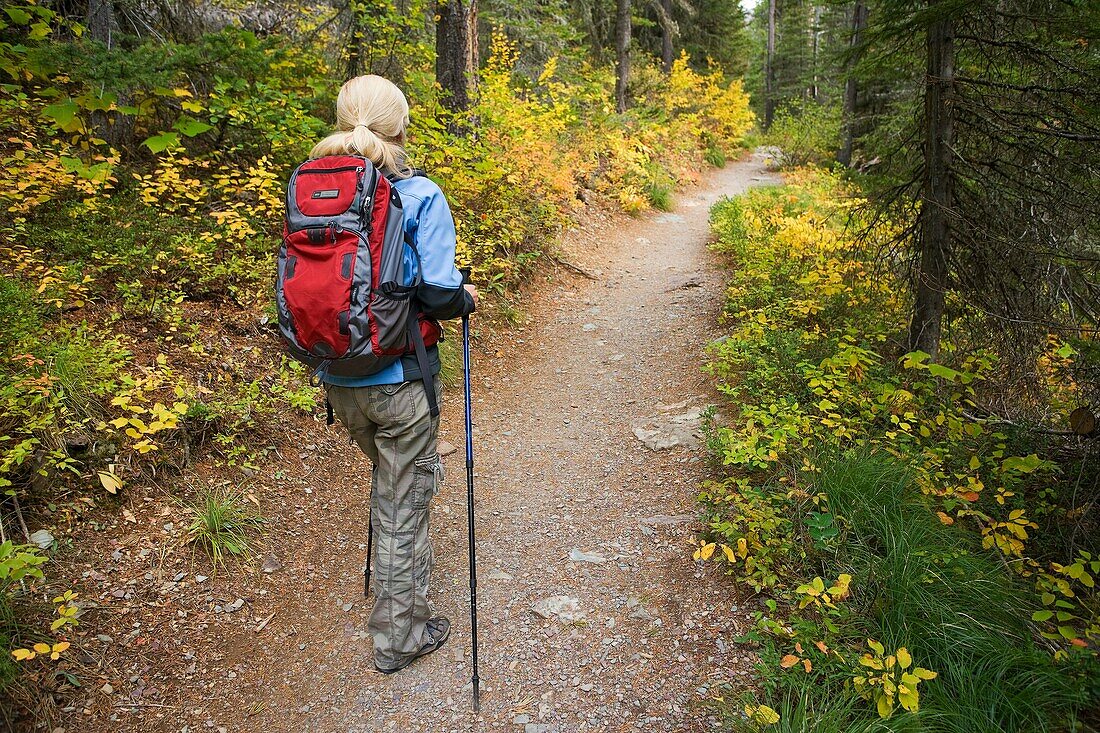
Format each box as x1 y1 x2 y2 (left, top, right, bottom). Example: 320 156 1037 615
311 74 478 674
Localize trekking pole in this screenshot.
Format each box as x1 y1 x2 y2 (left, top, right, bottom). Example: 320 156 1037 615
364 511 373 597
461 268 481 712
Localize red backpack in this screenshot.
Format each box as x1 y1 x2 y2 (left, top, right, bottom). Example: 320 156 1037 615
274 154 439 413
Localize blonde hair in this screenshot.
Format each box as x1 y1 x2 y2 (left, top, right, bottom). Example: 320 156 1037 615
309 75 412 178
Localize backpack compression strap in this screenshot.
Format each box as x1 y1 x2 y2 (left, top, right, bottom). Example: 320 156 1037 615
408 309 440 418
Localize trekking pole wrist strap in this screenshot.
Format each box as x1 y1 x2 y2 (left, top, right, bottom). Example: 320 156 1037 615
407 308 440 418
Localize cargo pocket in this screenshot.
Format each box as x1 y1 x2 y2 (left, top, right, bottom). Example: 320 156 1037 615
410 453 440 510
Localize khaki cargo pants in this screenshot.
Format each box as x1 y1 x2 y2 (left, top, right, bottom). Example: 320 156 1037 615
325 379 444 670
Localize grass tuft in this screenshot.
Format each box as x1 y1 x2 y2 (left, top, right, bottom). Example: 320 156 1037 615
183 486 264 568
705 145 727 168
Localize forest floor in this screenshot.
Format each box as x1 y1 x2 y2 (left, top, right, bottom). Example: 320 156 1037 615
47 152 781 733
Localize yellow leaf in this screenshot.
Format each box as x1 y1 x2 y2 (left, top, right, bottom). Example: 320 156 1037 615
699 543 716 561
98 471 123 494
720 544 736 563
913 667 937 680
897 648 912 669
779 654 800 668
745 704 780 725
936 511 955 525
33 643 51 654
11 648 35 661
877 693 894 718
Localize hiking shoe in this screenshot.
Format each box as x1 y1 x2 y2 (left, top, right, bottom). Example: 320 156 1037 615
375 616 451 675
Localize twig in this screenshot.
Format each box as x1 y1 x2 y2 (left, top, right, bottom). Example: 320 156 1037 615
113 702 177 709
549 254 599 280
11 492 30 542
959 410 1092 438
254 611 276 633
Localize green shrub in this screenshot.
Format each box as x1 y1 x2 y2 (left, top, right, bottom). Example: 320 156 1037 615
0 278 41 354
705 144 727 168
41 325 129 423
766 101 842 168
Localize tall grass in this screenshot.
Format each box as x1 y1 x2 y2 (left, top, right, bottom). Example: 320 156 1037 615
787 454 1086 731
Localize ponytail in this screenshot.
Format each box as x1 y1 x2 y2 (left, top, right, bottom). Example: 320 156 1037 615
309 75 413 178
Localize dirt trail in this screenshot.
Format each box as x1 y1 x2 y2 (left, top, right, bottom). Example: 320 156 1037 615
64 153 779 733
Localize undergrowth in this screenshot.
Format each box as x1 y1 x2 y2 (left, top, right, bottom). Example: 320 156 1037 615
699 169 1098 730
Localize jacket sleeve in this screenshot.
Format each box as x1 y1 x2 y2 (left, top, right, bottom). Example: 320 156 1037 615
411 183 476 320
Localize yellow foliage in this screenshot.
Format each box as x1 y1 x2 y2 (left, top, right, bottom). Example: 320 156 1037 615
852 640 937 718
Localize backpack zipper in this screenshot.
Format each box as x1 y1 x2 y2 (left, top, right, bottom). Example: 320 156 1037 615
298 165 366 175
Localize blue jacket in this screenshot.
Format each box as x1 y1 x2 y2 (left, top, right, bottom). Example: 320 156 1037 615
323 174 474 386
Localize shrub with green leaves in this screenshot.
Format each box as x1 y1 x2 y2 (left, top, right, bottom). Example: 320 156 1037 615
765 100 843 168
702 170 1097 728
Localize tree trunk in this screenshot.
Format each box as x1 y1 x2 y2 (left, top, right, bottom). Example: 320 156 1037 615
86 0 114 46
810 5 820 101
660 0 674 73
345 1 368 80
615 0 632 113
435 0 478 114
838 0 867 166
908 5 954 358
764 0 776 128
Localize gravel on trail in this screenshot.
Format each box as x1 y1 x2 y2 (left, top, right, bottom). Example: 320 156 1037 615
62 153 780 733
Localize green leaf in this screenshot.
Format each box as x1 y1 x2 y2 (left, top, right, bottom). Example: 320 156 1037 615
926 363 963 382
901 350 931 369
5 8 32 24
1001 454 1044 474
143 132 180 153
42 100 79 127
174 118 213 137
1032 610 1054 622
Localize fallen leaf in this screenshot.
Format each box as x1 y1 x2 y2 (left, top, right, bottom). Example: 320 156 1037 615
98 470 123 494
